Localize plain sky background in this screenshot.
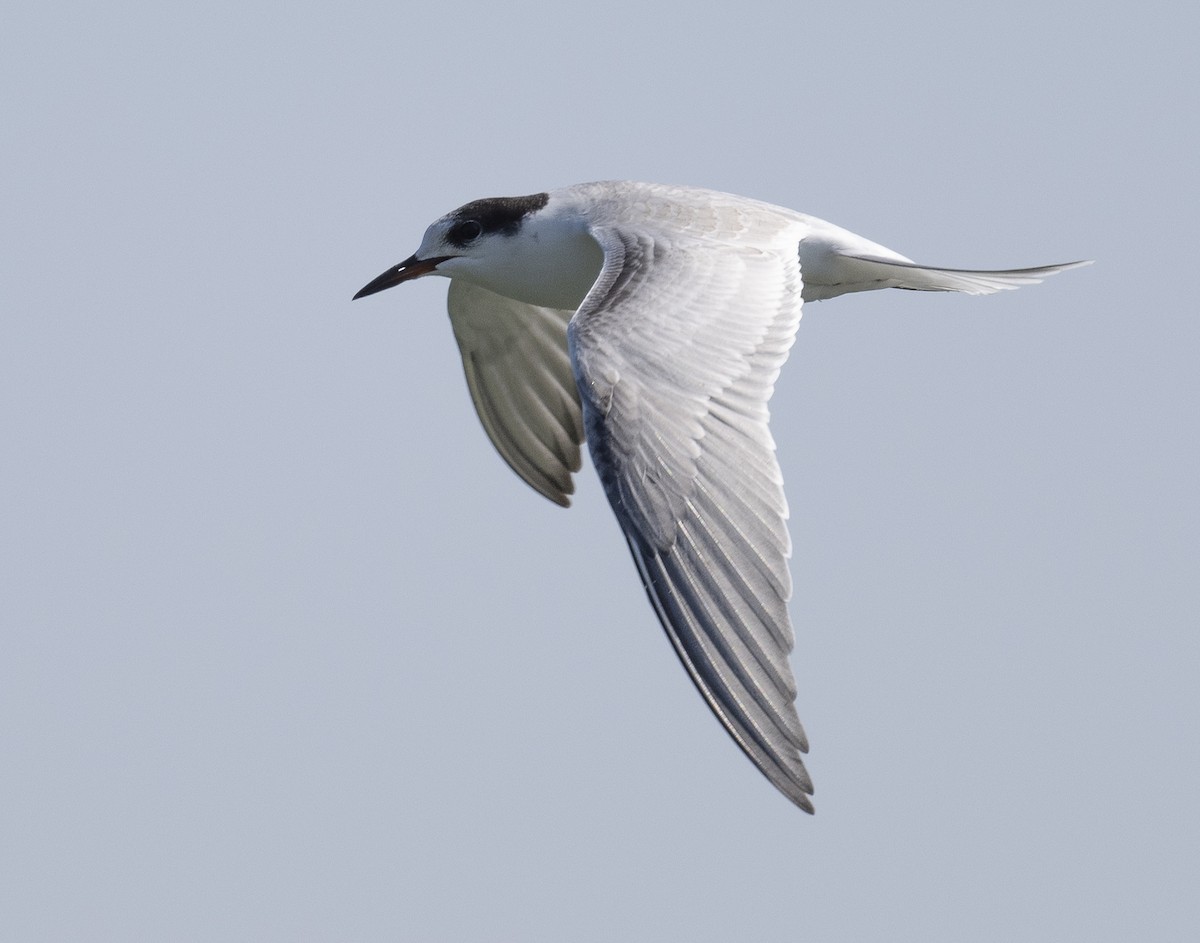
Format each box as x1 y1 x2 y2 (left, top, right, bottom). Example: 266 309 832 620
3 2 1197 940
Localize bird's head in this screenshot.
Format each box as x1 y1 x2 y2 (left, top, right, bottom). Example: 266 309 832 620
353 193 554 300
353 191 603 310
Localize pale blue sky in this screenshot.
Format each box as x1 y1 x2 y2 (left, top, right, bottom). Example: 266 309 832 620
3 2 1197 940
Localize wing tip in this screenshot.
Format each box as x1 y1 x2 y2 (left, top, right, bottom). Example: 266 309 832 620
537 467 577 507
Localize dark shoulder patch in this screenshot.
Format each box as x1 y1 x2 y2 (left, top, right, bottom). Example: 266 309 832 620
446 193 549 246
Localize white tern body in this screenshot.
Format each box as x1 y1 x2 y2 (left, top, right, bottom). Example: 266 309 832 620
354 181 1090 812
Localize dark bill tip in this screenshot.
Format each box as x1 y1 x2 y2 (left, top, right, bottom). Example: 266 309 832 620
352 254 452 300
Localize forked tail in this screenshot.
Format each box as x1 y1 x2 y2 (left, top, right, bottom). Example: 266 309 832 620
800 248 1092 302
855 255 1091 294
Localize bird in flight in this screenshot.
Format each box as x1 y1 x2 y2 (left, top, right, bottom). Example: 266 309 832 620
354 181 1089 812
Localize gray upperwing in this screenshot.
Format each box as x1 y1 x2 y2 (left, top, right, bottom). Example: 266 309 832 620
568 211 814 811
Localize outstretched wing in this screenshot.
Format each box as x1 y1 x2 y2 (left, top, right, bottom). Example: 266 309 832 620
568 203 812 811
447 279 584 507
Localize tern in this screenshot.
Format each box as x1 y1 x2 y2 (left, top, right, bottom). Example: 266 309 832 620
354 181 1089 812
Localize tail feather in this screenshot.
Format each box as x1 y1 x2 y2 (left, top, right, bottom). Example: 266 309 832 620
852 255 1093 295
801 250 1092 301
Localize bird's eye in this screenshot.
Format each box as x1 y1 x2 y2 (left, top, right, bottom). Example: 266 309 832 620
450 219 483 245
